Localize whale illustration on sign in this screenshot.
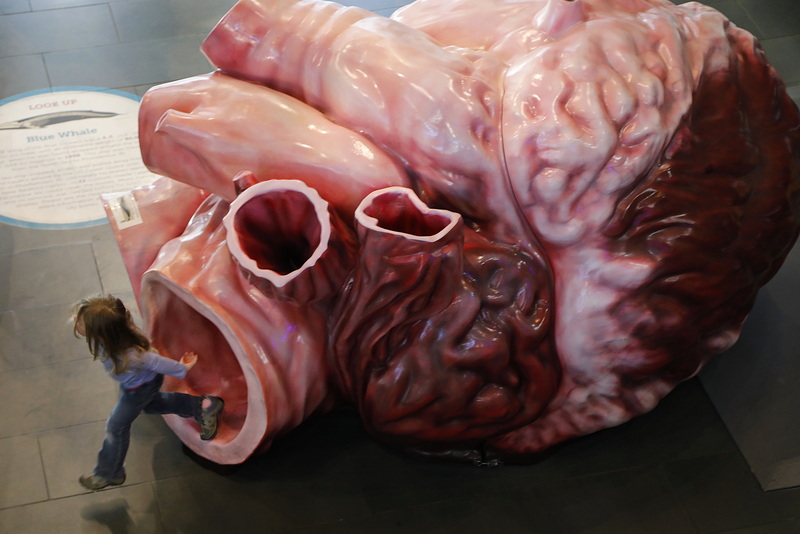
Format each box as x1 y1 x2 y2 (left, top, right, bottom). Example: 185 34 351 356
0 110 120 130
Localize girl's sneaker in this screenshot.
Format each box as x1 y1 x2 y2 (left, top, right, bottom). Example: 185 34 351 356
199 396 224 440
79 473 125 490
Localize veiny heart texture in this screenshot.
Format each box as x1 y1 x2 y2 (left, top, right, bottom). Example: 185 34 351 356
105 0 800 464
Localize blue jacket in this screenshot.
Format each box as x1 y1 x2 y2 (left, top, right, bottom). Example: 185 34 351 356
100 347 188 390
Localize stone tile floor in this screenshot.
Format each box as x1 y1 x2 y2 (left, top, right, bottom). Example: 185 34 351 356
1 0 800 531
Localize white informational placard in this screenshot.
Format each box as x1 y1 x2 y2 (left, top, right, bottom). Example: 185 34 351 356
0 87 160 229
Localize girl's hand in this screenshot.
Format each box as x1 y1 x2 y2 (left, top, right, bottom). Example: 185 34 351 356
180 351 198 371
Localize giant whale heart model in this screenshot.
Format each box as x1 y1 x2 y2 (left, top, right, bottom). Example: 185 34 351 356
104 0 800 465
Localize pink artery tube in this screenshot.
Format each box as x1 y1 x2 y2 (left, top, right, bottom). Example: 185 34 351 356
223 179 356 305
331 185 465 409
139 193 333 464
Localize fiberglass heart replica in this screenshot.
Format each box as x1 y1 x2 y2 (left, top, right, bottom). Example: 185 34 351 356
105 0 800 465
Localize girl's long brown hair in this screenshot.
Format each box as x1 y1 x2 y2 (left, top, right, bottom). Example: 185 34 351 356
73 295 150 374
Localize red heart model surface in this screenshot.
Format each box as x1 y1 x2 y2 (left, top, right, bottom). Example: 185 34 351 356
105 0 800 465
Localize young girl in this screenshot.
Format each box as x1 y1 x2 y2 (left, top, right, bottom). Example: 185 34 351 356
73 294 224 491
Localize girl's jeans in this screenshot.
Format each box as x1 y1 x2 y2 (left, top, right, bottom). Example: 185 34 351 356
94 374 201 479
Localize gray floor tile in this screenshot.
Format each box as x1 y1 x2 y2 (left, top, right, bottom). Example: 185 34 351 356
287 522 358 534
155 461 371 534
374 6 402 16
40 420 107 499
721 520 800 534
341 495 514 534
343 0 410 13
40 416 200 499
132 83 159 98
352 446 501 513
0 301 89 372
30 0 118 9
0 358 117 439
92 237 133 295
111 0 236 43
108 84 139 95
0 54 48 100
283 411 505 513
467 489 559 534
160 418 373 529
671 0 729 4
564 379 738 464
44 35 214 89
699 241 800 492
0 243 102 312
0 434 48 509
788 84 800 108
0 221 112 256
0 0 30 15
740 0 800 39
529 466 698 534
706 0 763 40
664 451 800 533
154 472 276 534
0 482 162 534
761 35 800 85
0 5 118 56
347 436 580 517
